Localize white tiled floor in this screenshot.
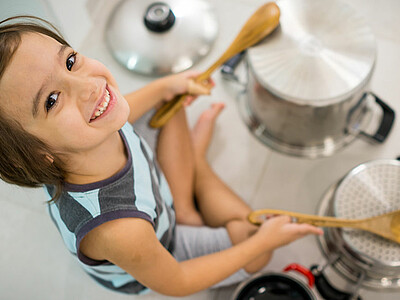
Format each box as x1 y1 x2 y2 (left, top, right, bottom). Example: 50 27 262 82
1 0 400 299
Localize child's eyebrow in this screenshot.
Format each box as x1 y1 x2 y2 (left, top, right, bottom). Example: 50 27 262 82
32 85 44 117
32 44 69 117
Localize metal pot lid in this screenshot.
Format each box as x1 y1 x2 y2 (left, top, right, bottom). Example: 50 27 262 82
333 160 400 267
105 0 218 76
247 0 376 105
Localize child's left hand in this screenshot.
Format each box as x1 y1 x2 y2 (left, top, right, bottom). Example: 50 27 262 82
162 70 215 106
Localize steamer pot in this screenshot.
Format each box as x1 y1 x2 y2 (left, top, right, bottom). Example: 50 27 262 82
312 159 400 299
223 0 395 158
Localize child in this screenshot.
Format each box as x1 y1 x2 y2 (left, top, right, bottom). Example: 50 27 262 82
0 16 323 296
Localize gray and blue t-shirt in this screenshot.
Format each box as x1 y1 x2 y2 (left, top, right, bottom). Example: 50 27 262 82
45 122 176 294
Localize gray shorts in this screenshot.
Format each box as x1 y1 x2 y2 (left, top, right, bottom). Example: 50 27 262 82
172 225 250 288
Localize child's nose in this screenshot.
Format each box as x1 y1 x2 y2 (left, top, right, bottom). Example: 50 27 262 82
74 78 100 104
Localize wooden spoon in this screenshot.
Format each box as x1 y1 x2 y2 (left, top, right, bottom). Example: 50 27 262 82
248 208 400 244
149 2 281 128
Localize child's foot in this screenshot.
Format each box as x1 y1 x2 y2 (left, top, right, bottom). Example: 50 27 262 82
191 102 225 158
175 205 204 226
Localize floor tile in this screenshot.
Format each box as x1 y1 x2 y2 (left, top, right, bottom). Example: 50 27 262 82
2 0 400 299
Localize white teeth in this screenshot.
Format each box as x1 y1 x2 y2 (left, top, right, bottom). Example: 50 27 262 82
91 88 111 121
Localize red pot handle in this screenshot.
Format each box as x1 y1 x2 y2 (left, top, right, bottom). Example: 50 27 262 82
283 263 315 287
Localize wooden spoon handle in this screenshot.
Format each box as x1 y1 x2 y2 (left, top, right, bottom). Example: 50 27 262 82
248 209 358 228
149 94 187 128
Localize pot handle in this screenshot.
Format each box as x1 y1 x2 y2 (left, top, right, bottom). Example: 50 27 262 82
220 51 246 83
360 92 395 143
310 265 362 300
283 263 315 287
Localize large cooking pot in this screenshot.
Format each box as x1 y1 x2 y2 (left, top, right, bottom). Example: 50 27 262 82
313 159 400 298
223 0 395 158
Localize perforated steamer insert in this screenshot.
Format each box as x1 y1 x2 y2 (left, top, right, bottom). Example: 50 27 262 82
334 160 400 265
316 160 400 291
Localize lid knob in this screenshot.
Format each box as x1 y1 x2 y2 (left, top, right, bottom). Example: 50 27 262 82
144 2 175 33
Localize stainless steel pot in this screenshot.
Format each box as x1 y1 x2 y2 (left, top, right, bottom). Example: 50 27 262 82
313 160 400 299
223 0 395 158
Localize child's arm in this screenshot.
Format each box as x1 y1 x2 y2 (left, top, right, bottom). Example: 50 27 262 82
80 216 322 296
124 71 211 124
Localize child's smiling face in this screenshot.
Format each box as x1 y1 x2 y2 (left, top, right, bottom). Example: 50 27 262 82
0 32 130 156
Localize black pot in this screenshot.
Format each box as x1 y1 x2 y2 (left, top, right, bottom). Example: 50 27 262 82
232 264 316 300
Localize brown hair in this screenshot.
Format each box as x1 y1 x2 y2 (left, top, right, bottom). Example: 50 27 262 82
0 16 70 201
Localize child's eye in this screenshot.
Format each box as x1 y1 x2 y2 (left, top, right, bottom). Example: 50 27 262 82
66 52 77 71
45 93 59 112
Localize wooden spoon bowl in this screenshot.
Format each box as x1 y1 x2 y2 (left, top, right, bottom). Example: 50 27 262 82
149 2 281 128
248 208 400 244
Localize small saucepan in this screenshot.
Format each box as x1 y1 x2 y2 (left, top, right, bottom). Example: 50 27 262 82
231 264 316 300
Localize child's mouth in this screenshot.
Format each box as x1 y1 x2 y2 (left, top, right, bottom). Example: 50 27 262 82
90 88 111 122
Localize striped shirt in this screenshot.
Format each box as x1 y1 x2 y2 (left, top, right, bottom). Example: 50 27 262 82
45 122 176 294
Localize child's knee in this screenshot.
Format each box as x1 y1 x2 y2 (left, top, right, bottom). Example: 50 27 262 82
226 219 257 246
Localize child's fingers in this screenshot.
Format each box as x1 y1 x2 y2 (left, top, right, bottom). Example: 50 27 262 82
273 215 292 222
199 79 215 90
263 214 292 225
188 79 211 95
183 95 195 107
295 223 324 236
183 70 203 79
267 215 323 236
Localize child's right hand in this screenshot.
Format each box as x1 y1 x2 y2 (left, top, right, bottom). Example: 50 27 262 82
159 70 214 104
255 215 323 250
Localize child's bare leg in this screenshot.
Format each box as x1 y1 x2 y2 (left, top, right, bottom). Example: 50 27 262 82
156 108 204 226
192 103 272 272
191 103 252 227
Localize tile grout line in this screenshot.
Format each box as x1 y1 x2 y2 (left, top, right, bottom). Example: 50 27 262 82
248 151 274 208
